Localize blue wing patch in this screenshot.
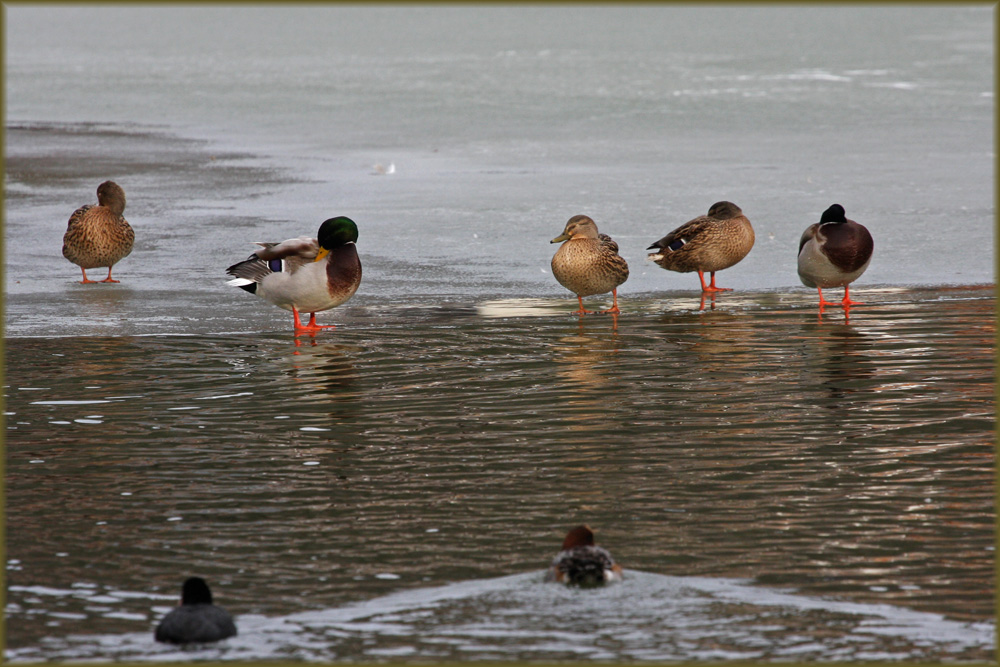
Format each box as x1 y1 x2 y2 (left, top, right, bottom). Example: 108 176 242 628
668 238 686 251
267 259 283 273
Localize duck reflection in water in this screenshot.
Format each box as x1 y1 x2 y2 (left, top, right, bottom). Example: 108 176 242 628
553 323 621 385
546 525 623 587
814 324 875 410
287 343 362 423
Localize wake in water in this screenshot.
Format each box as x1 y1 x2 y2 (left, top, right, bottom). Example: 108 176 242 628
7 571 993 662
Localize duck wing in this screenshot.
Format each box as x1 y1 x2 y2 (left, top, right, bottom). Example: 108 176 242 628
647 215 713 251
226 236 320 286
798 223 819 255
598 233 620 254
66 204 94 231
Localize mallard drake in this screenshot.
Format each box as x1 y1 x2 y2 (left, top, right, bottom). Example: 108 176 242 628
550 215 629 314
797 204 873 308
545 525 623 587
154 577 237 645
62 180 134 283
646 201 754 292
226 216 362 333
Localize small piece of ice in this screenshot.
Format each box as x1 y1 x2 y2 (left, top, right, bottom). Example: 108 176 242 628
375 573 400 580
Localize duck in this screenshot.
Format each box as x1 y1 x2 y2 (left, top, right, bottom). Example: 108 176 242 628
62 180 134 283
154 577 237 645
545 525 624 587
226 216 362 333
797 204 873 308
646 201 754 292
550 215 629 314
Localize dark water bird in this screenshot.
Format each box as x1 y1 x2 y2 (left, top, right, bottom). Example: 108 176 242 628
545 525 624 587
797 204 874 308
226 216 362 333
646 201 754 292
62 180 134 283
154 577 237 644
550 215 629 314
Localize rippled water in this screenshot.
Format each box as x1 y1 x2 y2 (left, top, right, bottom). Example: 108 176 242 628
5 287 995 661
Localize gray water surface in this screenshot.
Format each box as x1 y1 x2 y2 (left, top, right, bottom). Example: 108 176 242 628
5 290 996 660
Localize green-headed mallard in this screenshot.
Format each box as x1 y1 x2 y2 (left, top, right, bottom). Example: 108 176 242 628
226 216 362 333
646 201 754 292
550 215 629 315
154 577 236 645
798 204 873 308
62 180 134 283
545 525 624 587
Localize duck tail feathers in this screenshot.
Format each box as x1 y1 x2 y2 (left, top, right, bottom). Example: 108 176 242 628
226 255 273 292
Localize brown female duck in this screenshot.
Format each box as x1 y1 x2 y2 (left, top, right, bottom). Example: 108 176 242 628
646 201 754 292
62 180 134 283
550 215 629 315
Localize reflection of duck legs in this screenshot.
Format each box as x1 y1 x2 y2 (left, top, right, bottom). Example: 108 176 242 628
698 291 718 312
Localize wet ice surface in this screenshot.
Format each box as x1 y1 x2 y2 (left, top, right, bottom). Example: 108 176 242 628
6 573 994 663
3 5 995 328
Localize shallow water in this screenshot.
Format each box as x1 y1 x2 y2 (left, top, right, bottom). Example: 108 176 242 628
5 288 996 661
3 4 996 662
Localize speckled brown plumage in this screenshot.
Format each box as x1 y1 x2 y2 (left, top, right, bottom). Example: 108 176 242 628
62 181 134 283
646 201 754 292
550 215 629 314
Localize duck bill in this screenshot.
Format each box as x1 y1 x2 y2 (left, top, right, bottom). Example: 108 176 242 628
550 233 570 243
314 247 331 262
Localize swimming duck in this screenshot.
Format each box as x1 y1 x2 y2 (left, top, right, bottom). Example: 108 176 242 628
550 215 629 314
797 204 873 308
545 525 624 587
62 180 134 283
154 577 237 645
226 216 362 333
646 201 754 292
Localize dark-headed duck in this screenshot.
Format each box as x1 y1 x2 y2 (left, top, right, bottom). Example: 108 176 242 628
797 204 873 308
154 577 237 645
